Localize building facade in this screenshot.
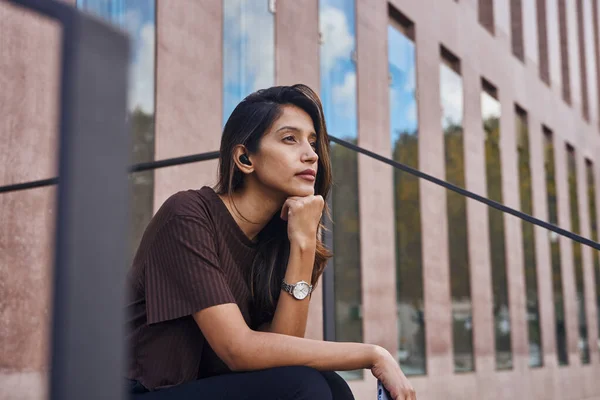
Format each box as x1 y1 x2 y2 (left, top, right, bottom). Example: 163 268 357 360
2 0 600 399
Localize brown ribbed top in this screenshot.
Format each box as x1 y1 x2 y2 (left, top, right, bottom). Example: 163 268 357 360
126 186 258 390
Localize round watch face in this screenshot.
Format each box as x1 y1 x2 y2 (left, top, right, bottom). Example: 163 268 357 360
293 282 310 300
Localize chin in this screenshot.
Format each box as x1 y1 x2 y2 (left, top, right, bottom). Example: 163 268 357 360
286 185 315 197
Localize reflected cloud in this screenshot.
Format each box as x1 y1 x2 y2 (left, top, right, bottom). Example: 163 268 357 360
223 0 274 121
440 64 464 129
332 71 357 117
320 5 354 72
320 0 357 139
389 24 417 141
481 91 501 120
77 0 155 114
130 23 155 114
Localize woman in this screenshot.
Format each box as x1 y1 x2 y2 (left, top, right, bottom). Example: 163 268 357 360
126 84 416 400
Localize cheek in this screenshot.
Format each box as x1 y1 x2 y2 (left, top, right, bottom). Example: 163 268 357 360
254 152 292 184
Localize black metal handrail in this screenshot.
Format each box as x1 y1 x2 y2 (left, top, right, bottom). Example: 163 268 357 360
2 135 600 252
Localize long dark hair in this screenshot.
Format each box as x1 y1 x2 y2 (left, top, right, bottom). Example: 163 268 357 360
214 84 332 326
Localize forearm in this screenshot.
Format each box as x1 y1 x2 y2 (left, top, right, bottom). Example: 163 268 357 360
232 329 379 372
267 241 315 337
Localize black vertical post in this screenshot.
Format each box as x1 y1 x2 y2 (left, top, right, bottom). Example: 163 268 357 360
7 1 131 399
323 194 336 341
50 12 130 400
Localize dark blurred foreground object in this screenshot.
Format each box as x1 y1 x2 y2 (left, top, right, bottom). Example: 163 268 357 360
6 1 131 400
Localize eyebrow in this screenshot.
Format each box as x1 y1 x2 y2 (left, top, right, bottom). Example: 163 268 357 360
276 126 317 138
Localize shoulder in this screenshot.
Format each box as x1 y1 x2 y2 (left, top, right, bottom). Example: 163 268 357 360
157 186 218 222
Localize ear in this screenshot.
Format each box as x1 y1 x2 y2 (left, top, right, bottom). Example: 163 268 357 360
233 145 254 174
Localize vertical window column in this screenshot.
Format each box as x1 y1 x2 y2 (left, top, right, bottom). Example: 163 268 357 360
516 106 543 367
566 146 590 363
592 0 600 126
523 0 540 65
544 128 569 365
546 0 563 88
585 160 600 352
76 0 156 258
481 79 512 370
440 46 474 373
389 12 425 376
320 0 363 380
223 0 275 122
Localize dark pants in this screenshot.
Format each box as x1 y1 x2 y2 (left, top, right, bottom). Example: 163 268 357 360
130 367 355 400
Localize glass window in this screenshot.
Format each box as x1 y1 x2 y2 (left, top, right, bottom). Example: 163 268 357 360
76 0 156 258
516 106 543 367
320 0 362 381
481 80 512 370
543 127 568 365
567 146 590 363
479 0 496 34
585 160 600 353
389 15 425 376
510 0 525 61
223 0 274 122
440 47 474 373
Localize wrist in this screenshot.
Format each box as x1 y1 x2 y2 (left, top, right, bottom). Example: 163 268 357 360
290 236 317 252
369 345 387 368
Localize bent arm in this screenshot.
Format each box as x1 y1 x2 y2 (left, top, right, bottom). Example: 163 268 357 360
194 303 378 372
261 241 315 337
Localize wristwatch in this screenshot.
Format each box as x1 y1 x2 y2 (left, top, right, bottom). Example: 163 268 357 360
281 280 313 300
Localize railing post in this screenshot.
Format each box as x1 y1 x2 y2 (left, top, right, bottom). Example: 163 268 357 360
6 1 131 399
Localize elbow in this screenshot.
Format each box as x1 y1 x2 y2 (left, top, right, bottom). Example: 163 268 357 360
221 330 254 372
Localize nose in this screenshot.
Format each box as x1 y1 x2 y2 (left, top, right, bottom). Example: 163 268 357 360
302 142 319 164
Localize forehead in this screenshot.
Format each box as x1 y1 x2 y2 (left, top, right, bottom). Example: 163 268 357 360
270 105 315 133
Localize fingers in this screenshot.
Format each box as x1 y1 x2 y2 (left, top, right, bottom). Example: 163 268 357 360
280 195 324 221
408 388 416 400
403 387 416 400
280 199 292 221
391 384 415 400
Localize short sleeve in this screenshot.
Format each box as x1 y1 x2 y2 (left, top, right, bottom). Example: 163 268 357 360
145 215 236 324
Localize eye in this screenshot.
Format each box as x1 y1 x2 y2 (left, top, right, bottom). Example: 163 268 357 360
283 136 297 143
310 141 317 149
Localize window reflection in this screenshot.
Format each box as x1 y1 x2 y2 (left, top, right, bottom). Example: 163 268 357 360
481 81 512 370
567 146 590 364
389 18 425 376
320 0 362 381
223 0 274 122
585 160 600 352
544 128 568 365
516 106 543 367
77 0 156 258
440 49 474 373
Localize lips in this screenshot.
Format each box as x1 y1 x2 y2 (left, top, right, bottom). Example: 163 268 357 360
296 169 316 181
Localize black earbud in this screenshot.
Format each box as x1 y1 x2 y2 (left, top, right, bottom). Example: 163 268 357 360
239 154 252 166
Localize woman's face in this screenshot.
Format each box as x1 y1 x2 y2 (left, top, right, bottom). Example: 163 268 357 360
249 105 319 198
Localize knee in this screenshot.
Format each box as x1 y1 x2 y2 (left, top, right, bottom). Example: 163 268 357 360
273 366 332 400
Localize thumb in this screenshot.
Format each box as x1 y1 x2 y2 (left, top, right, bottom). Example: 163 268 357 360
280 200 290 221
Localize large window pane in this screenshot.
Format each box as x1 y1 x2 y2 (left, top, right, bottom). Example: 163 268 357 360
320 0 362 381
440 47 474 373
482 80 512 370
516 106 543 367
586 160 600 352
77 0 156 258
567 146 590 364
389 16 425 376
223 0 274 122
544 128 568 365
